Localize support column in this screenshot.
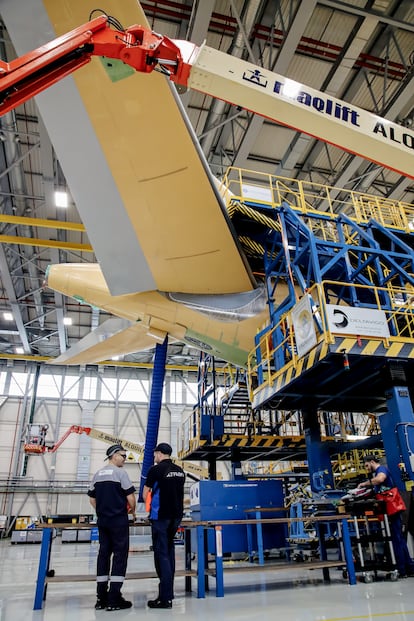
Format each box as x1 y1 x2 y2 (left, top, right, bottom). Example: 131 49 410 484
208 456 217 481
139 337 168 500
379 362 414 489
302 408 334 492
230 447 243 479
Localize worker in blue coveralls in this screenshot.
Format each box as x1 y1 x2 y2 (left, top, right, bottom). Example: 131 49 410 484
358 454 414 578
88 444 136 611
143 442 185 609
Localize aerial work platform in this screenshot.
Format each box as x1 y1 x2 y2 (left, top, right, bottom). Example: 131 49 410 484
215 169 414 413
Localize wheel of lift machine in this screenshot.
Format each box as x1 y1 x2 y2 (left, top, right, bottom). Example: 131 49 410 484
46 569 55 578
362 571 374 583
389 570 399 582
342 569 348 580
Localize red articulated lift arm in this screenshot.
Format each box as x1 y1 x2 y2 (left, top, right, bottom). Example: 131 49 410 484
23 423 207 478
23 424 145 455
23 424 91 454
1 12 413 178
0 14 193 116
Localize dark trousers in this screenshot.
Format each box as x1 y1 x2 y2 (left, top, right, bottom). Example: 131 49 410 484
389 512 414 576
97 524 129 599
151 518 181 602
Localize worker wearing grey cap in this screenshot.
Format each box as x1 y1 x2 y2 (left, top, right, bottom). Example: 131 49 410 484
88 444 136 611
143 442 185 609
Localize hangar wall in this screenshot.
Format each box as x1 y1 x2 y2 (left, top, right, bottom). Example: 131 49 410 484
0 363 198 522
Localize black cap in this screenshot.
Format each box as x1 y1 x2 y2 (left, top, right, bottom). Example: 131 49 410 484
363 454 380 463
154 442 172 456
106 444 125 459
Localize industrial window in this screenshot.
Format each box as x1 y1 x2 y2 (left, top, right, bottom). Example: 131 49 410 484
8 372 28 396
36 374 60 398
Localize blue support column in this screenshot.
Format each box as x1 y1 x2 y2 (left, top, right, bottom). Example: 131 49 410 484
214 526 224 597
380 384 414 488
196 525 205 598
302 409 334 492
139 337 168 501
340 518 357 585
34 527 52 610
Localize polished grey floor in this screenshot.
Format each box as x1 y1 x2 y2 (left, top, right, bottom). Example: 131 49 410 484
0 534 414 621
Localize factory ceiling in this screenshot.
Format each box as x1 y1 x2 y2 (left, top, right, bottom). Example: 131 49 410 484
0 0 413 369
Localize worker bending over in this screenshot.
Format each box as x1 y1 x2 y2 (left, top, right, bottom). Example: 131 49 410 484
358 454 414 578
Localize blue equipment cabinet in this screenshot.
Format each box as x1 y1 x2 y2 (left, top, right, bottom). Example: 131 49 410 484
190 479 286 554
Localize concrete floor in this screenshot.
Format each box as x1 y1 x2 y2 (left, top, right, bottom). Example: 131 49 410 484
0 535 414 621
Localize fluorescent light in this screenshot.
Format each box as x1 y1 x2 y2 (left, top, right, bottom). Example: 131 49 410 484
111 355 120 361
3 312 13 321
15 347 24 354
63 317 72 326
54 190 68 208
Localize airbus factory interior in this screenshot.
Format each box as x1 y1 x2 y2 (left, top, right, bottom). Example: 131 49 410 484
0 0 414 619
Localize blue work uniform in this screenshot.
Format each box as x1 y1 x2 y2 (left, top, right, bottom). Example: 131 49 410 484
372 465 414 577
145 460 185 602
88 465 135 601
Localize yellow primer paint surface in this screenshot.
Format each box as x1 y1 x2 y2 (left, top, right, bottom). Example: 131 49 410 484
43 0 253 295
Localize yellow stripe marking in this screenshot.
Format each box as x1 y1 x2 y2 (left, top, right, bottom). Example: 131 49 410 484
336 338 357 351
307 347 317 367
362 340 381 354
387 342 404 356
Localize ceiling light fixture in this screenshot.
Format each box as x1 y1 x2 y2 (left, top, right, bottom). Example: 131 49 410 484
54 189 68 208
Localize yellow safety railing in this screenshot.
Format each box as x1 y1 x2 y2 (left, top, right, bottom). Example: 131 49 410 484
220 167 414 233
248 280 414 398
332 448 385 485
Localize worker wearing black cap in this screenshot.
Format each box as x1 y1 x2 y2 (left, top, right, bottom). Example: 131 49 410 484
143 442 185 609
88 444 136 611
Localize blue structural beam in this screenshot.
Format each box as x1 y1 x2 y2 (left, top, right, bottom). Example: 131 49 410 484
380 375 414 486
139 337 168 501
303 409 334 492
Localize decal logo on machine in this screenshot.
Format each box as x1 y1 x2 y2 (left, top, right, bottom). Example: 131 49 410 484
241 71 414 151
326 305 390 338
332 309 349 328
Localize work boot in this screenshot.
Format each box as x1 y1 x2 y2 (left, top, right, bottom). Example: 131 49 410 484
147 598 172 609
95 581 108 609
95 598 107 610
106 596 133 611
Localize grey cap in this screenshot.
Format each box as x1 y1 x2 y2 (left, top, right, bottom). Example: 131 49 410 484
154 442 172 456
106 444 125 459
